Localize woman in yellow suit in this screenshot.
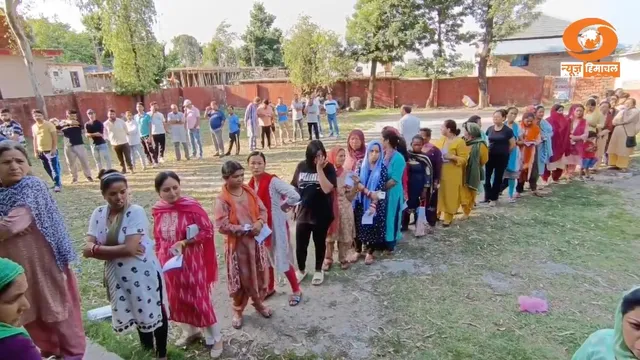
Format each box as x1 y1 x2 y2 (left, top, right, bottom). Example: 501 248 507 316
434 120 470 227
460 122 489 220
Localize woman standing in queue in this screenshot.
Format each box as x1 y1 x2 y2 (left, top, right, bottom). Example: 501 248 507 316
247 151 303 306
214 160 272 329
460 122 488 219
291 140 337 285
543 104 571 184
344 130 366 172
381 129 406 252
566 104 588 179
516 113 542 197
435 120 469 227
84 169 168 360
151 171 223 358
0 141 85 360
484 109 515 206
502 107 522 202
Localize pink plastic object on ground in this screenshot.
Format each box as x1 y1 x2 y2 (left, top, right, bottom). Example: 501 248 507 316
518 296 549 314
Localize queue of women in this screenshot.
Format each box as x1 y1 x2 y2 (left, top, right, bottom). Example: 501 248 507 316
1 90 640 359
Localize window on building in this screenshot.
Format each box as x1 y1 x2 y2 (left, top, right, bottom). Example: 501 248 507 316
70 71 81 88
52 71 59 77
510 55 530 67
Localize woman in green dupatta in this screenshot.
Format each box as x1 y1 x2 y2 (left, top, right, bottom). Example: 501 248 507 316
0 257 41 360
460 122 488 220
572 286 640 359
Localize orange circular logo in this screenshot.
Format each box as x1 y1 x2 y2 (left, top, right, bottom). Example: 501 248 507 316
562 18 618 62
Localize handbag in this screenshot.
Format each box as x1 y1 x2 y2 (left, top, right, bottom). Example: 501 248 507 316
623 125 637 148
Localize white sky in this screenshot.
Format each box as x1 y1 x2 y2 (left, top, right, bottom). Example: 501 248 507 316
18 0 640 62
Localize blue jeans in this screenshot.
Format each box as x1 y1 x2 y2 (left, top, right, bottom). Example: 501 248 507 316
327 113 339 136
91 143 112 171
38 151 62 187
189 128 203 158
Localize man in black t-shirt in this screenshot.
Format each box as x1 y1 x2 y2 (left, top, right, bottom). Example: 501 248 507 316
53 110 93 183
290 141 337 285
84 109 112 172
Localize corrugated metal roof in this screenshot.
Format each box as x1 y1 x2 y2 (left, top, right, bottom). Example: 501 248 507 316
502 14 571 40
494 37 566 55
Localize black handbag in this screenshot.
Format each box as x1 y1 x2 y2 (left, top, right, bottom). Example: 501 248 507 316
623 125 637 148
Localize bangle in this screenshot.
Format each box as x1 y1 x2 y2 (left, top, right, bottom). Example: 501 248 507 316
91 244 98 256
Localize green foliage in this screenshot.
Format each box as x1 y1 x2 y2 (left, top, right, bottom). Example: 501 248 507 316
202 21 239 67
81 12 112 67
26 17 96 64
346 0 431 64
283 16 355 95
239 2 283 67
100 0 163 95
168 34 202 67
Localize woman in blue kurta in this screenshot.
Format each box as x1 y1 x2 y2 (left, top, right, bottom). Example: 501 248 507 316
381 129 406 252
535 106 554 174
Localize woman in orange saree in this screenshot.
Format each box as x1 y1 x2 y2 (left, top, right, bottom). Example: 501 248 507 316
213 160 272 330
516 112 542 197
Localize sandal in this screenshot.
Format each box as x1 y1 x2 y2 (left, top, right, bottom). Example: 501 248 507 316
289 293 303 306
365 254 374 265
347 252 361 263
311 271 324 286
257 307 274 318
322 258 332 271
231 315 243 329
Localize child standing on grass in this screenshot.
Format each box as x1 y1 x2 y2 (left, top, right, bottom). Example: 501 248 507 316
581 131 598 180
226 106 241 156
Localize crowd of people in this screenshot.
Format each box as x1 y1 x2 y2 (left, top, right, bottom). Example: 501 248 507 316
0 87 640 359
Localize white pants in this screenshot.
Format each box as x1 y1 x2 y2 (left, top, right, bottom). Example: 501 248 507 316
179 322 222 346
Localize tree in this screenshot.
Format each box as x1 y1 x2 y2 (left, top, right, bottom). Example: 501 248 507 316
99 0 164 94
421 0 472 107
468 0 543 108
239 2 283 67
168 34 202 67
346 0 431 108
2 2 47 116
283 16 354 95
27 17 96 64
202 21 239 67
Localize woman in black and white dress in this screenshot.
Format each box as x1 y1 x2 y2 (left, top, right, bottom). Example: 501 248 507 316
83 169 169 360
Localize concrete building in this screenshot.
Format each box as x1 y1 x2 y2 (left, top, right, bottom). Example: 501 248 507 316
490 15 593 77
48 63 87 92
0 50 61 99
615 50 640 90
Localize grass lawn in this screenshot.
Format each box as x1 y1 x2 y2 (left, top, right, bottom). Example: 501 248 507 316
24 111 640 359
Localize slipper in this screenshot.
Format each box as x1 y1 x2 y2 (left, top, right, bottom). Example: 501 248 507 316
296 270 307 284
257 307 273 318
289 293 303 306
322 259 332 271
311 271 324 286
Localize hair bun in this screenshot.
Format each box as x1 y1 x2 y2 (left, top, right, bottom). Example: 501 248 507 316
455 129 461 136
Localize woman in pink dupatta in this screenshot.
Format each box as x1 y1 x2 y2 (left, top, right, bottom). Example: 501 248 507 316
542 104 572 183
565 104 589 179
151 171 223 358
344 130 366 172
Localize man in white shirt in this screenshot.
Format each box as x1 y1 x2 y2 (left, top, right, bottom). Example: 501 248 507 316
323 93 340 137
104 108 134 173
291 94 305 142
398 105 421 143
125 110 146 171
167 104 190 161
314 94 324 137
148 101 167 163
305 97 320 140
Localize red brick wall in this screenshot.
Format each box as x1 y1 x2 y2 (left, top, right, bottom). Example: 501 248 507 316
394 79 432 108
182 87 226 111
145 88 181 114
225 84 258 108
74 92 136 122
494 53 615 77
487 76 544 106
0 94 76 136
571 77 616 102
437 77 478 107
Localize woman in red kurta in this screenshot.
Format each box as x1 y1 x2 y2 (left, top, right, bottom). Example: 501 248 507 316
151 171 223 358
565 104 589 179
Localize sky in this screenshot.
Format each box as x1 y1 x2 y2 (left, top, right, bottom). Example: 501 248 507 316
18 0 640 62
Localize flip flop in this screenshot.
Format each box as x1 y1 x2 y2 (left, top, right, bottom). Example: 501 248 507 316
289 293 303 306
311 271 324 286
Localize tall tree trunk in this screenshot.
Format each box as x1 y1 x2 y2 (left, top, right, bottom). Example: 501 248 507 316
477 5 494 109
5 0 48 117
367 60 377 109
426 77 437 108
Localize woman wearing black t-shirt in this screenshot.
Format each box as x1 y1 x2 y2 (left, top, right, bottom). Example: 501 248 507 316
484 109 516 206
291 140 337 286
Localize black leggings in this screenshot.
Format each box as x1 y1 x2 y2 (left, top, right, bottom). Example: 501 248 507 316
484 152 509 201
296 222 328 272
152 134 166 159
227 131 240 154
114 143 133 173
261 126 272 148
307 123 319 140
138 272 168 358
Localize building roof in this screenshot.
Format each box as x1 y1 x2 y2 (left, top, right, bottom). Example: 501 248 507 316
502 14 571 40
83 65 113 74
48 62 87 67
494 37 566 55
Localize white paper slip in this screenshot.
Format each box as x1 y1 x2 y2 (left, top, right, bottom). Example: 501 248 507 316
255 224 272 244
377 191 386 200
162 254 183 272
344 174 355 188
243 224 252 232
186 224 199 240
87 305 112 321
362 211 374 225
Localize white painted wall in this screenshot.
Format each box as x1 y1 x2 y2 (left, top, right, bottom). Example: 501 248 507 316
0 55 54 98
615 53 640 90
48 64 87 92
